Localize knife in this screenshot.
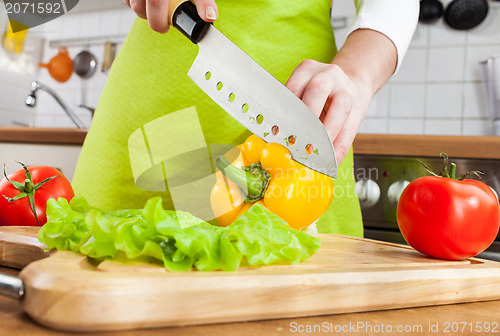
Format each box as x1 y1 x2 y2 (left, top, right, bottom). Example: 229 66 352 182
168 0 338 178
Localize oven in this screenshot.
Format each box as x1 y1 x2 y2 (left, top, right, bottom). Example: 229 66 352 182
354 154 500 261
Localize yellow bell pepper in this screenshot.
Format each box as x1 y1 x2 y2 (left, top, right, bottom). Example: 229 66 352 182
210 135 333 230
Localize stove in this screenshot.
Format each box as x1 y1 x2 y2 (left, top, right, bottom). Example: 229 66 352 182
353 154 500 261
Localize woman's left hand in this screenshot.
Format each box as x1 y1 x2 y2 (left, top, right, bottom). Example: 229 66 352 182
286 29 399 165
285 60 371 165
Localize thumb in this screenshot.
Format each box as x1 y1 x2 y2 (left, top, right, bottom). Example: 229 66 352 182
192 0 218 22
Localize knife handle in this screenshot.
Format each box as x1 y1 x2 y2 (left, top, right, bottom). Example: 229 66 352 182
169 0 210 43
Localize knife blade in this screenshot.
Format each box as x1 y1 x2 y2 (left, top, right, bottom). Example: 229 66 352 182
169 1 338 178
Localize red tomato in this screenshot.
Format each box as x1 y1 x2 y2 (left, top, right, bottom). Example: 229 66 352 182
397 176 500 260
0 165 74 226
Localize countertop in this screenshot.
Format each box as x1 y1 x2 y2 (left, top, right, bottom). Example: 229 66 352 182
1 127 500 159
0 127 88 145
353 134 500 160
0 265 499 336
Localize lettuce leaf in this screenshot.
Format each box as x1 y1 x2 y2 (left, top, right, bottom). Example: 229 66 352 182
38 196 321 271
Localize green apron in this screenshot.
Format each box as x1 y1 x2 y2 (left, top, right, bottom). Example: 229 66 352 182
71 0 363 237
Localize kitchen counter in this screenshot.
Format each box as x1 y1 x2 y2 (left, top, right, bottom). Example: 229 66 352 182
0 265 498 336
1 127 499 159
353 134 500 159
0 127 88 145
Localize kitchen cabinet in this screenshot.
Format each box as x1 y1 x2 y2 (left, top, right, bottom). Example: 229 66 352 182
0 127 86 181
0 143 81 181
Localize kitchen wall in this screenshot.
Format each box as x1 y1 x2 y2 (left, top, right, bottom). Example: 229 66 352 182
0 1 135 128
333 0 500 136
0 7 44 126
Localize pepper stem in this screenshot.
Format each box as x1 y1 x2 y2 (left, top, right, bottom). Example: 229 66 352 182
215 156 271 203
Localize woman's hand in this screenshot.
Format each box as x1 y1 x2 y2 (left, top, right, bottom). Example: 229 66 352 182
286 29 398 165
286 60 370 165
123 0 218 33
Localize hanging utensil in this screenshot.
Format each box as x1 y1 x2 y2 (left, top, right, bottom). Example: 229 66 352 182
419 0 444 23
73 49 97 116
102 41 117 72
444 0 489 30
38 47 73 83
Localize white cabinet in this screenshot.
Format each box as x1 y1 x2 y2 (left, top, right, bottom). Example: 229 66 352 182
0 143 81 181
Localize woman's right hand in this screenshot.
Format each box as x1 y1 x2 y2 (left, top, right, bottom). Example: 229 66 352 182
123 0 218 33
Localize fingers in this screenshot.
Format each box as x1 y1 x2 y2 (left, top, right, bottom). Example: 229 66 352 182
192 0 218 21
325 105 362 164
286 60 368 165
146 0 170 33
125 0 218 34
286 59 321 105
128 0 147 20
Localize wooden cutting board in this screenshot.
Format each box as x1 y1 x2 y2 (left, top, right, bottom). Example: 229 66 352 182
2 227 500 332
0 226 51 269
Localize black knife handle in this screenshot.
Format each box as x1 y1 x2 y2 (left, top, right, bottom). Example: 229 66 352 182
172 1 210 44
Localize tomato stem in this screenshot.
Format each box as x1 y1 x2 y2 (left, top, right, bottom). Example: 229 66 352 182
419 153 484 181
24 178 33 193
449 163 456 180
2 161 60 226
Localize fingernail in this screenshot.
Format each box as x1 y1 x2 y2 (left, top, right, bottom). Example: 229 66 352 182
206 6 217 20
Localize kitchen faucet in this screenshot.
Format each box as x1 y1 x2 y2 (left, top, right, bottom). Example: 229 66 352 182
25 81 86 128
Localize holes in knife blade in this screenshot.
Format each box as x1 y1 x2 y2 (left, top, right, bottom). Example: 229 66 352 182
229 93 236 102
287 135 296 146
205 72 211 80
217 82 223 91
306 144 314 155
256 114 264 124
242 103 249 113
271 125 279 136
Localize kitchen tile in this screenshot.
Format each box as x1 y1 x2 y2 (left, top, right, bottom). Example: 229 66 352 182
0 70 16 86
464 45 500 81
424 119 462 135
388 118 424 135
60 14 82 39
0 110 11 125
10 109 37 127
87 88 101 109
462 118 494 136
100 9 122 36
466 8 500 45
39 97 57 116
35 114 56 127
427 47 465 82
367 85 390 118
120 9 137 34
389 84 425 118
409 24 429 48
54 114 82 128
358 118 388 134
425 83 463 118
79 12 102 38
3 84 17 110
391 48 427 83
428 19 467 47
40 16 63 39
463 82 490 119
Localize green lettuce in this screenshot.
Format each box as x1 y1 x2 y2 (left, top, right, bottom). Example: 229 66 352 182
38 196 321 271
